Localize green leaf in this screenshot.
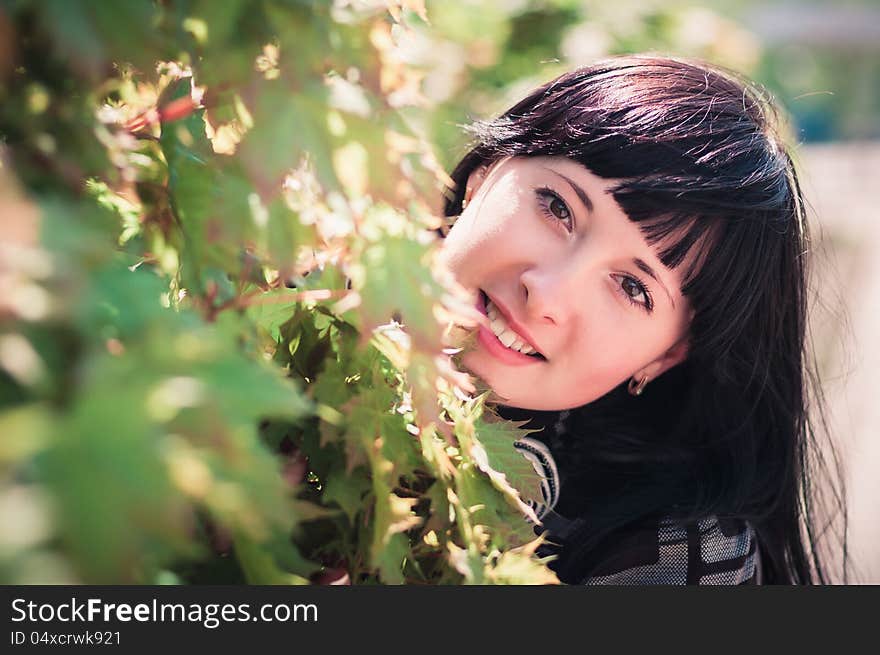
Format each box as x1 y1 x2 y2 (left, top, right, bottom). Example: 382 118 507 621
246 289 301 342
74 258 168 341
265 198 315 270
39 0 168 78
238 81 337 197
472 415 546 505
38 369 193 583
322 468 371 524
486 548 559 585
375 532 409 585
354 224 445 351
195 349 312 424
233 531 310 585
454 463 536 551
347 380 423 579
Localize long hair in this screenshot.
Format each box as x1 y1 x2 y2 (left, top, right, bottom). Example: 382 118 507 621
443 55 848 584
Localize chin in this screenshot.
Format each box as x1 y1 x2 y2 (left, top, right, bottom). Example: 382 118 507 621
493 390 597 412
460 352 579 411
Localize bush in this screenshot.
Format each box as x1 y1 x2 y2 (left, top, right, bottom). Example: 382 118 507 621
0 0 555 585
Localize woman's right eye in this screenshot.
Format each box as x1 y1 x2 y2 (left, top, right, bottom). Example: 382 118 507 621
535 188 574 232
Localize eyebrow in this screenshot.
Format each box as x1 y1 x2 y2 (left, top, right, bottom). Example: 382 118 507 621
633 258 676 309
541 167 594 213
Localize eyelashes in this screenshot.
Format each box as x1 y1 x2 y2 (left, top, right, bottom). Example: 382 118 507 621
534 187 655 314
536 187 574 230
613 273 654 313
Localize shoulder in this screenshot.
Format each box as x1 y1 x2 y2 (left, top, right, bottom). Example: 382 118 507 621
580 515 761 585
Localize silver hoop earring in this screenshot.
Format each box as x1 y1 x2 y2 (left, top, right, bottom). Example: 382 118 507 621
628 375 649 396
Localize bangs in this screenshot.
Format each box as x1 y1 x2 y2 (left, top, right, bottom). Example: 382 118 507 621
612 202 724 294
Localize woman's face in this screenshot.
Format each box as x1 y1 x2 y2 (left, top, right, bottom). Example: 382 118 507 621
440 155 694 411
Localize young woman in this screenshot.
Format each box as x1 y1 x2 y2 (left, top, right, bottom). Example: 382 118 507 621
438 55 848 585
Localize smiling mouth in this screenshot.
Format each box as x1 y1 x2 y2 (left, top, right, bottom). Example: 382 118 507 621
479 290 546 360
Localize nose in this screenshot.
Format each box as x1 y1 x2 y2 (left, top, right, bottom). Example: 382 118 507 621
519 260 581 327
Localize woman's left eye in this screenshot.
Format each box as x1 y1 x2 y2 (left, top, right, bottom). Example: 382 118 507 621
613 274 654 313
536 188 573 231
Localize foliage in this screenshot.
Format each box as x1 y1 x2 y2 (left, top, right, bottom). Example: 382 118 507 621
0 0 556 584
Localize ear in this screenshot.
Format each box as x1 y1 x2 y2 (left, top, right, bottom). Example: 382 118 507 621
462 163 490 206
636 335 690 383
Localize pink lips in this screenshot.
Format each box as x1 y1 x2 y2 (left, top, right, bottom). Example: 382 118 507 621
474 292 543 366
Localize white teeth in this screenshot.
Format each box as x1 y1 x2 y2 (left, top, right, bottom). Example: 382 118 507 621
484 298 538 356
497 329 517 348
515 341 536 355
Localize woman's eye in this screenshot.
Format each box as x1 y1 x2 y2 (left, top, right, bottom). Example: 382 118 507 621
614 274 654 313
536 188 573 231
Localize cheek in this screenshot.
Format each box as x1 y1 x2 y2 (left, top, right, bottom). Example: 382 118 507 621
441 203 525 282
565 342 629 394
564 324 660 388
440 230 490 289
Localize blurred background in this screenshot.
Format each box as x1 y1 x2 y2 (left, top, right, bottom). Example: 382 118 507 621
410 0 879 582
